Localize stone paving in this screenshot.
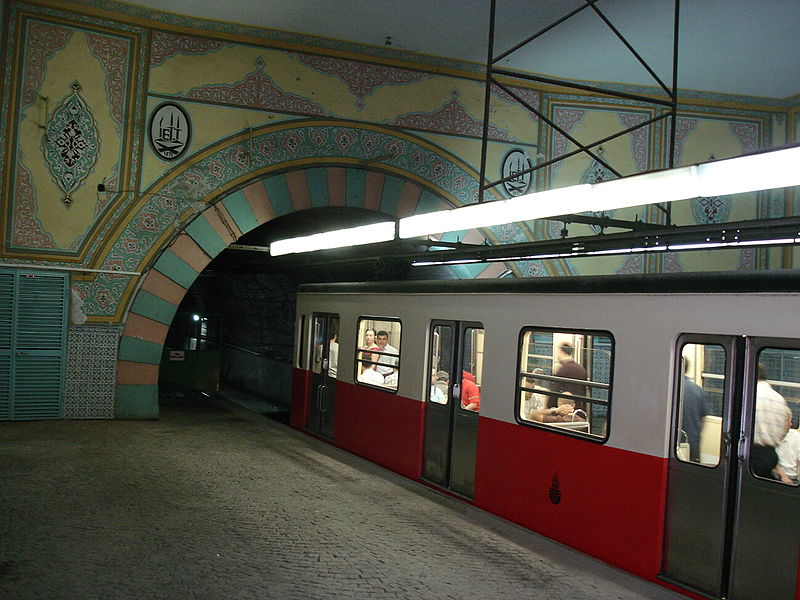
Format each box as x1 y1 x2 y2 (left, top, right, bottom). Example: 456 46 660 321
0 393 685 600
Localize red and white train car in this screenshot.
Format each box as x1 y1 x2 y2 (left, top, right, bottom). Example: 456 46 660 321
290 271 800 600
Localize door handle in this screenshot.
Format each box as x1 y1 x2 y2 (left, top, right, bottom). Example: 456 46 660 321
737 436 747 462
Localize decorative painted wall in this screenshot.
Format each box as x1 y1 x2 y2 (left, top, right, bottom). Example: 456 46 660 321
1 0 797 418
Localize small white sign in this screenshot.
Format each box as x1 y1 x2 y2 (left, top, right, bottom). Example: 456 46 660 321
149 102 191 161
501 149 533 197
169 350 185 361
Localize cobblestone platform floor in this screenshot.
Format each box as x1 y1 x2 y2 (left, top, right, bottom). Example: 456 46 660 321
0 393 685 600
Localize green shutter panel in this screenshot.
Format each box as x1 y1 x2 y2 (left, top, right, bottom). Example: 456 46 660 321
13 273 67 419
0 270 67 421
0 272 12 420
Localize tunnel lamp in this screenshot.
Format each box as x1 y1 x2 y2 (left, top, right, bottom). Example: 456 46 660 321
697 146 800 197
400 145 800 240
268 146 800 254
398 184 592 239
269 221 396 256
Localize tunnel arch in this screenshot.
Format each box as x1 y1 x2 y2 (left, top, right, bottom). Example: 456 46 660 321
112 119 517 418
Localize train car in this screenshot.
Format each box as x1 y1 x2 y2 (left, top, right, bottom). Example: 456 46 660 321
289 270 800 600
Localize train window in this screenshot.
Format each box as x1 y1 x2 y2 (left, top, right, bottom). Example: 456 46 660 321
517 328 612 440
296 314 307 369
460 327 484 412
428 324 453 404
750 348 800 486
311 318 325 376
674 343 725 467
354 317 402 392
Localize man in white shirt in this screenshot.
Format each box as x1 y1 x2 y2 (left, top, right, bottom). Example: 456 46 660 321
753 364 792 479
777 421 800 484
374 331 399 378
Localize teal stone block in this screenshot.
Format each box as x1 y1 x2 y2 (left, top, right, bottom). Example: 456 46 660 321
130 290 179 325
307 167 329 208
379 175 404 215
222 190 260 234
416 189 442 214
154 249 199 289
186 215 228 258
119 336 163 365
115 384 159 419
264 176 293 216
345 169 366 208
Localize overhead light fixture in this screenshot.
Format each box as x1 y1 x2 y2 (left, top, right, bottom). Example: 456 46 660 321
268 146 799 255
399 185 591 239
697 147 800 196
400 145 800 240
270 221 395 256
411 235 800 267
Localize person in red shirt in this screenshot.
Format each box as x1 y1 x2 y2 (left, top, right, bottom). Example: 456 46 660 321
461 370 481 411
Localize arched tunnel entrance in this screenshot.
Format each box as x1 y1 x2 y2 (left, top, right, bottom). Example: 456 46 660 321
155 206 453 421
112 120 520 420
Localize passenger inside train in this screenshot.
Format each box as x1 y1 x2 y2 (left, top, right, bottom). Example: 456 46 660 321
430 369 447 404
354 318 402 391
460 371 480 411
517 329 611 439
528 393 586 424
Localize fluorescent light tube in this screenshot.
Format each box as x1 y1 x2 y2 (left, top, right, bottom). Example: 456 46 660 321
272 146 800 256
697 146 800 197
399 146 799 241
270 221 395 256
590 165 698 209
399 185 591 239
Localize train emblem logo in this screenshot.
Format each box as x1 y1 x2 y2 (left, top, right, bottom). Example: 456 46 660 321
149 102 191 161
548 475 561 505
501 149 532 197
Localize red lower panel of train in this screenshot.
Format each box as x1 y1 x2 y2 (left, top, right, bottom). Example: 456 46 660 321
474 417 667 581
291 370 423 479
332 381 424 480
291 368 667 583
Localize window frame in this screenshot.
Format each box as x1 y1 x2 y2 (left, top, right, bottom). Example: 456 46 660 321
353 315 403 393
750 344 800 487
514 325 614 443
672 339 728 469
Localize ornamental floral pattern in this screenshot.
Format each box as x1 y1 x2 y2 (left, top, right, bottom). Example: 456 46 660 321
12 164 56 249
296 53 423 110
579 150 616 232
43 82 100 203
393 93 511 140
86 32 129 128
150 30 230 67
549 106 586 176
20 20 73 107
184 57 327 116
74 123 533 316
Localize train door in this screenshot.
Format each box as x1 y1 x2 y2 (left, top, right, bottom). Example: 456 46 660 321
305 313 339 439
662 335 800 600
421 320 484 499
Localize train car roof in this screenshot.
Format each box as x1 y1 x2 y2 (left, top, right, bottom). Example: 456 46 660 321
298 269 800 295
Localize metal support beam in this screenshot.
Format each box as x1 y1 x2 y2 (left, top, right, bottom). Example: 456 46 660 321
480 1 681 226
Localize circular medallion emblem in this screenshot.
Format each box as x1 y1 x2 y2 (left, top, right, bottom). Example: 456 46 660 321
501 149 533 197
148 102 191 161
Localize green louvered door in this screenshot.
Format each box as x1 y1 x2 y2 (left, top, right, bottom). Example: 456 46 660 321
0 270 68 420
0 272 12 419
